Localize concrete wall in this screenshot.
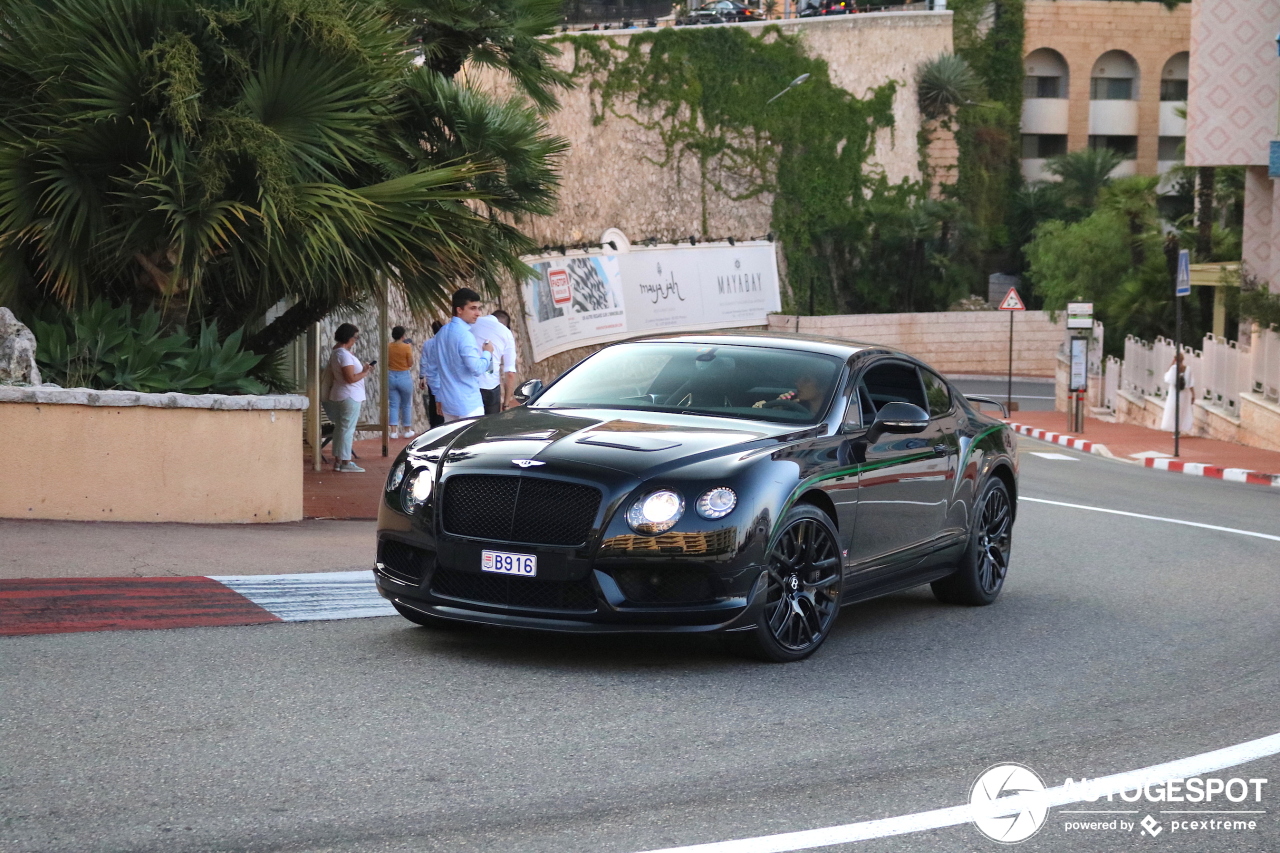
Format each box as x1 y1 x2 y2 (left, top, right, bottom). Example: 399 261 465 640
767 310 1067 376
1024 0 1191 176
2 388 305 523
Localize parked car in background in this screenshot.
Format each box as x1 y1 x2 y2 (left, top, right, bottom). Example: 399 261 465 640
374 333 1019 663
799 0 857 16
682 1 763 24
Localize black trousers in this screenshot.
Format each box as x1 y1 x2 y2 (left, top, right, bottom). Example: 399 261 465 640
480 386 501 416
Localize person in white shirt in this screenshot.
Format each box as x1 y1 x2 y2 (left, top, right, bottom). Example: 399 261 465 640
324 323 375 473
471 309 519 414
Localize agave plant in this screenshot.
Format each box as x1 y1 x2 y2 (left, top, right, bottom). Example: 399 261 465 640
32 299 267 394
917 54 984 121
0 0 568 354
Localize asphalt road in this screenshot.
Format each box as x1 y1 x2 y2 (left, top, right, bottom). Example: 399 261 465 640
3 443 1279 853
951 377 1057 412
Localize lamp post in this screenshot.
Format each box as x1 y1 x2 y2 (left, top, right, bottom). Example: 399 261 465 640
767 73 810 104
767 72 810 321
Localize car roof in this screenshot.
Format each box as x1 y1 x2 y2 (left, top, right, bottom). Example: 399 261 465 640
624 330 911 361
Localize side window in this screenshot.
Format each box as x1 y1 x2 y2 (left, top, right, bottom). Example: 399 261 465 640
919 369 952 418
841 383 878 428
861 362 927 412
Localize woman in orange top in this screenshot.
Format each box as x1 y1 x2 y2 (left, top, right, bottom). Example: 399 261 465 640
387 326 416 438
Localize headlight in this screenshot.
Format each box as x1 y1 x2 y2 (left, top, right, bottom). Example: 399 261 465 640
696 487 737 519
627 489 684 535
387 462 406 492
401 468 433 513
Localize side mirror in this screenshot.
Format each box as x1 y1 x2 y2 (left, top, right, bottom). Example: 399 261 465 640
867 401 930 442
512 378 543 404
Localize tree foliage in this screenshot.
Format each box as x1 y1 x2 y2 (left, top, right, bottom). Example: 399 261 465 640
0 0 568 355
1027 176 1181 354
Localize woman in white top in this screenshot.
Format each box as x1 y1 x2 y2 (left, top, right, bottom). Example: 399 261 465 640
1159 352 1195 434
325 323 375 473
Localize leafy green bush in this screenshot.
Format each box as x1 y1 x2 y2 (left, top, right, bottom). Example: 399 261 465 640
32 300 267 394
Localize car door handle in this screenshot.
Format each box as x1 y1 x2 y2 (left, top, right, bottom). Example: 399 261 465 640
932 444 949 457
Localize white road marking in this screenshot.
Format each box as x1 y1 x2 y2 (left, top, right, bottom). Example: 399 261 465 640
1028 452 1078 461
210 570 396 621
635 731 1280 853
1020 497 1280 543
1129 450 1173 460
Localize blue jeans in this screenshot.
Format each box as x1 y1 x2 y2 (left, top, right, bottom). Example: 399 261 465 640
387 370 413 427
323 398 361 463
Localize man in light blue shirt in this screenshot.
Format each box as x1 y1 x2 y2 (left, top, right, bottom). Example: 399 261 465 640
422 287 494 421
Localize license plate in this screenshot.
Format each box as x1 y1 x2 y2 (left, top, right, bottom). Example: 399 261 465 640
481 550 537 577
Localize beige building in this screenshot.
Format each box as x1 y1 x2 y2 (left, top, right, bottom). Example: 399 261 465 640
1020 0 1191 184
1186 0 1280 289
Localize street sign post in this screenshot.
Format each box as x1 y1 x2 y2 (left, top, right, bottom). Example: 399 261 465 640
998 287 1025 413
1066 302 1094 330
1173 249 1190 457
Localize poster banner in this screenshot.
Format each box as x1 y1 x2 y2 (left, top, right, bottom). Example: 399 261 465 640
520 242 780 362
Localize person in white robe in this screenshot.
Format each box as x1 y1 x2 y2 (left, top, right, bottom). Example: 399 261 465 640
1159 353 1195 434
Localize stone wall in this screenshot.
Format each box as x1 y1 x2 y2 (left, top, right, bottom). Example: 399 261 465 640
470 13 955 249
1 387 306 523
767 310 1067 376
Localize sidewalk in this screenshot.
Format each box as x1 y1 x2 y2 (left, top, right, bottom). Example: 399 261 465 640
305 435 409 519
1007 410 1280 485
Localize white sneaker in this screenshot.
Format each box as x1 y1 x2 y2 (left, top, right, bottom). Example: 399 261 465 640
390 429 399 439
401 429 415 439
337 462 366 473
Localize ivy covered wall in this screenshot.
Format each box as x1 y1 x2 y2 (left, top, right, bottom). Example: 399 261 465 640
547 17 975 315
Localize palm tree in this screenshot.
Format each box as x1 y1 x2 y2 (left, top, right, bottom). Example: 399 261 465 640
1044 147 1126 210
0 0 567 353
388 0 572 113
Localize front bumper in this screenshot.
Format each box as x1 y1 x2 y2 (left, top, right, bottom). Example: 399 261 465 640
373 530 768 635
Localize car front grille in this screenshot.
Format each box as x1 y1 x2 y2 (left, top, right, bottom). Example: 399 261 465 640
611 566 717 605
430 568 597 612
377 538 432 584
441 475 602 547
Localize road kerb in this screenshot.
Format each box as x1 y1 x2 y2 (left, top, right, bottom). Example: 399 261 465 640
1006 421 1280 489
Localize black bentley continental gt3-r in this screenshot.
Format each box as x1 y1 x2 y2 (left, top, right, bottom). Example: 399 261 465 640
374 332 1018 661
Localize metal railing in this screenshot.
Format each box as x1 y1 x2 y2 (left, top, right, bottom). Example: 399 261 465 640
1102 355 1120 411
1108 324 1279 415
1250 322 1280 403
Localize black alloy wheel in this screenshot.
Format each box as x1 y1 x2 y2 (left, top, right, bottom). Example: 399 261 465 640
736 505 843 662
932 476 1013 606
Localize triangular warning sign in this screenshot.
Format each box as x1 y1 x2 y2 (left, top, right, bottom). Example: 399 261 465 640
998 287 1025 311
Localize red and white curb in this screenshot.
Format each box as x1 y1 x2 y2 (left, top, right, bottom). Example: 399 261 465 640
1005 422 1105 455
1 570 394 637
1007 421 1280 488
1141 457 1280 488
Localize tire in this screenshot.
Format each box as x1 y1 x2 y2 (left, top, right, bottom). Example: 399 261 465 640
931 476 1013 606
732 505 843 662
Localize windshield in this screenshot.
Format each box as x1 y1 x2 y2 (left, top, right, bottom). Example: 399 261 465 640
531 343 845 424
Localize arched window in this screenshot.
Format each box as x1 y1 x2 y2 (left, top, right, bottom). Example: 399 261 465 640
1161 52 1189 102
1090 50 1139 101
1023 48 1069 99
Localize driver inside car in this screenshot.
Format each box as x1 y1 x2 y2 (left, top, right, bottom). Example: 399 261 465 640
753 371 824 415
